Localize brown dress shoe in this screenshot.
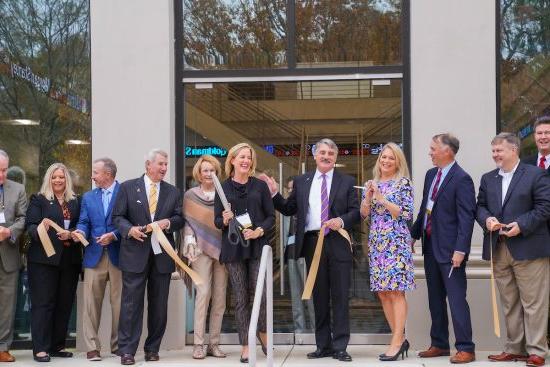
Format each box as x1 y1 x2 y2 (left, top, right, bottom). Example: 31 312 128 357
526 355 545 367
418 346 451 358
87 350 101 361
120 353 135 365
144 352 159 362
488 352 529 362
0 351 15 362
450 351 476 364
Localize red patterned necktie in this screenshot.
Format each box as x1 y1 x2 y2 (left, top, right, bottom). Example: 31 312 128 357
321 174 329 235
539 156 546 169
426 169 442 237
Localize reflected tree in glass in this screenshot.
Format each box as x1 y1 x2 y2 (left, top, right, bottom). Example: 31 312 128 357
0 0 91 187
500 0 549 155
184 0 287 69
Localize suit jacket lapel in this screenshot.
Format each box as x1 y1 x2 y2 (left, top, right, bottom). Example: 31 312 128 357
493 173 503 210
502 164 525 208
301 172 315 220
155 181 169 218
136 177 151 222
329 170 341 207
433 164 457 205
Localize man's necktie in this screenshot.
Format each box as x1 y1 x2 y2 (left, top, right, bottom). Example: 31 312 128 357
426 169 443 237
102 189 110 216
149 183 158 216
321 174 329 235
539 156 546 169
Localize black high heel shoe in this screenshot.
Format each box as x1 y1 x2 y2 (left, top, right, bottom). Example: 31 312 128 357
379 341 407 361
403 339 410 357
257 333 268 356
240 355 249 363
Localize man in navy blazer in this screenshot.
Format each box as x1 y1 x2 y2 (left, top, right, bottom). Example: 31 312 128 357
411 133 476 363
74 158 122 361
477 133 550 367
113 149 184 365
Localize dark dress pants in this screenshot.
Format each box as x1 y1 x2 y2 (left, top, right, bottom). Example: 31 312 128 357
303 231 351 352
423 236 475 352
28 251 81 354
118 251 171 355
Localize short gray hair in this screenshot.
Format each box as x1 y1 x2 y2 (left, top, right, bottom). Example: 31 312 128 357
313 138 338 155
93 157 117 177
146 148 168 163
433 133 460 155
491 132 521 150
0 149 9 161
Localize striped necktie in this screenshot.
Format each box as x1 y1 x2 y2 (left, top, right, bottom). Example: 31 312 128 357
149 183 158 216
321 174 329 235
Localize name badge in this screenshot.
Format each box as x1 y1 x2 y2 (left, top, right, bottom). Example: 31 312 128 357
0 212 5 224
64 219 71 230
236 212 252 228
426 199 434 215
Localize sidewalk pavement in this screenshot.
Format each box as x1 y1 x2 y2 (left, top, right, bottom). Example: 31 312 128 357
9 345 541 367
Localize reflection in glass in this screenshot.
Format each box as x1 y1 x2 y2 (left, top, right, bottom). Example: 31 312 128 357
183 0 287 70
0 0 91 345
183 79 402 334
295 0 402 67
500 0 550 156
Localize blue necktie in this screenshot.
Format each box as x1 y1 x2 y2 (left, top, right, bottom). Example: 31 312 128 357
102 189 110 216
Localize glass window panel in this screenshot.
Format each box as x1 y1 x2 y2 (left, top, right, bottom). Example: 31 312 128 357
500 0 550 156
0 0 91 346
295 0 402 67
183 0 287 70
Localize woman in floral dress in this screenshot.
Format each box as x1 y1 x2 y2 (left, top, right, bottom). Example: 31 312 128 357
360 142 415 361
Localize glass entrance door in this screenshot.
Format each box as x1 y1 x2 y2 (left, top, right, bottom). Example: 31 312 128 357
182 78 402 344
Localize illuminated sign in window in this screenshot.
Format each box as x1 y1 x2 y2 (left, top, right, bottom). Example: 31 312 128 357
185 146 228 158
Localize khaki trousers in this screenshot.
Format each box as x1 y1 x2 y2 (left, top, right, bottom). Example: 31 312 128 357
494 242 550 356
191 253 227 346
0 260 18 351
83 252 122 352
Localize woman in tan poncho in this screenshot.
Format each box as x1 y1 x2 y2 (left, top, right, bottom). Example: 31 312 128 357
181 155 228 359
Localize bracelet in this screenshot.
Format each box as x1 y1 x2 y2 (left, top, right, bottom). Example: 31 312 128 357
256 227 264 237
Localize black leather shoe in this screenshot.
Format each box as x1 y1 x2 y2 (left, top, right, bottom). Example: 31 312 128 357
50 350 73 358
144 351 159 362
120 354 135 365
333 350 353 362
307 348 334 359
33 353 51 362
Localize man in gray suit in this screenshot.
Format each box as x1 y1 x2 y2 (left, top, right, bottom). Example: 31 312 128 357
0 150 27 362
476 133 550 367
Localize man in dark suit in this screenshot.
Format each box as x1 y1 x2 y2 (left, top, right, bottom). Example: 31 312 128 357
0 150 27 362
477 132 550 367
411 133 476 363
113 149 184 365
73 157 122 361
521 116 550 352
259 138 360 362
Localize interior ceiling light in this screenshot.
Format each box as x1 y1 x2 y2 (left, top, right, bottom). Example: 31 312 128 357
1 119 40 125
65 139 90 145
335 163 346 168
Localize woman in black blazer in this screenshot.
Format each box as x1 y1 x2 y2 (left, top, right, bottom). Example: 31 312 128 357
25 163 82 362
214 143 274 363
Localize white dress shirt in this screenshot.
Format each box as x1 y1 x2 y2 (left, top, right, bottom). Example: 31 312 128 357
498 160 520 205
305 169 334 232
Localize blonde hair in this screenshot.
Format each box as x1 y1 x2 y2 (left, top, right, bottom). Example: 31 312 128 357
225 143 257 177
39 163 76 201
372 142 410 181
192 155 222 183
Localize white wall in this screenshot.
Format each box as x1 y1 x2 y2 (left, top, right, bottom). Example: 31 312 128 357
90 0 176 183
408 0 502 351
